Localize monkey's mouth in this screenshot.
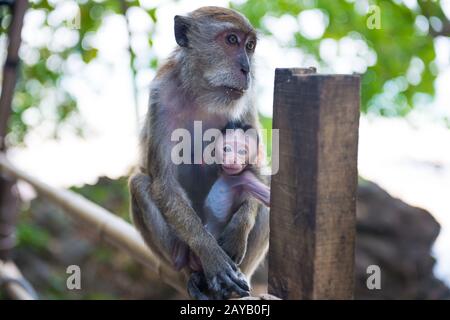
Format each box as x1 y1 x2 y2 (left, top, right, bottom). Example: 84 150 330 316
221 86 246 99
222 163 245 175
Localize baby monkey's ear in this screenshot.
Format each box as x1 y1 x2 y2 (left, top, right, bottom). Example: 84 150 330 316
174 15 191 47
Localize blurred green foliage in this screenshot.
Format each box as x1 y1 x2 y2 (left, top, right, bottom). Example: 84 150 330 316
233 0 447 116
71 176 131 221
0 0 448 143
17 221 51 252
1 0 157 145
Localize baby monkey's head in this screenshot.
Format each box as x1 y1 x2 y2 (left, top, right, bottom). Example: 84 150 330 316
216 121 259 175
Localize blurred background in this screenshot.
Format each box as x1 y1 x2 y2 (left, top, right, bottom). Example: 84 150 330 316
0 0 449 299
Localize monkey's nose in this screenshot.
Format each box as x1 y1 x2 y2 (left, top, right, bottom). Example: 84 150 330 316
240 64 249 75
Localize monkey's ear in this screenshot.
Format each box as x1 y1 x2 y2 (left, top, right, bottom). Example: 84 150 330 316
174 15 191 47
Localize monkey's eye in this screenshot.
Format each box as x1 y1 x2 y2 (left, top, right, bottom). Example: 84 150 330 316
223 145 232 153
227 34 238 45
246 41 256 51
237 149 247 156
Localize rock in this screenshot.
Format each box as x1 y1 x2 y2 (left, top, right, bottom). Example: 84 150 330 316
355 180 450 299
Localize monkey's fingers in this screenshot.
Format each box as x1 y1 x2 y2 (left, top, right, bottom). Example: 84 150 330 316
227 268 250 292
204 250 249 298
207 275 232 300
210 267 250 298
211 274 236 300
187 273 210 300
220 273 250 298
188 284 210 300
208 275 222 293
212 286 229 300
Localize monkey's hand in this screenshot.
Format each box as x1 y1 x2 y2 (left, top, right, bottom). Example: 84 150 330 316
187 272 210 300
198 241 250 299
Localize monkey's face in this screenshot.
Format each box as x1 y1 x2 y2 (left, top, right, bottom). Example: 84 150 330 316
216 130 258 175
201 29 256 100
174 8 257 105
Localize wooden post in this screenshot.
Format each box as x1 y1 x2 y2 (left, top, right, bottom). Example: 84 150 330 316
268 68 360 299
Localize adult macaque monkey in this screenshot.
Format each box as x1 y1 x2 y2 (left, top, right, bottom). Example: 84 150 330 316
129 6 269 300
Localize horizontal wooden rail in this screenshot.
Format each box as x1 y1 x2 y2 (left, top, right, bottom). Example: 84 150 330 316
0 260 36 300
0 153 188 297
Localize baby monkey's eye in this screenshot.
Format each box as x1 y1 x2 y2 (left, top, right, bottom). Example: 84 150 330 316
246 40 255 51
223 145 232 153
237 149 247 156
227 34 238 45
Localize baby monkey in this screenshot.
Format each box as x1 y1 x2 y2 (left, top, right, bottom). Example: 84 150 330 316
172 122 270 298
204 122 270 238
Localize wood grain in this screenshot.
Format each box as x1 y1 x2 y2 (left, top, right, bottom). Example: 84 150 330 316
268 68 360 299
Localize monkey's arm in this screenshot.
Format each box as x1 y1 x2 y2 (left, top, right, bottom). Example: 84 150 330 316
217 197 258 265
220 171 270 207
240 171 270 207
